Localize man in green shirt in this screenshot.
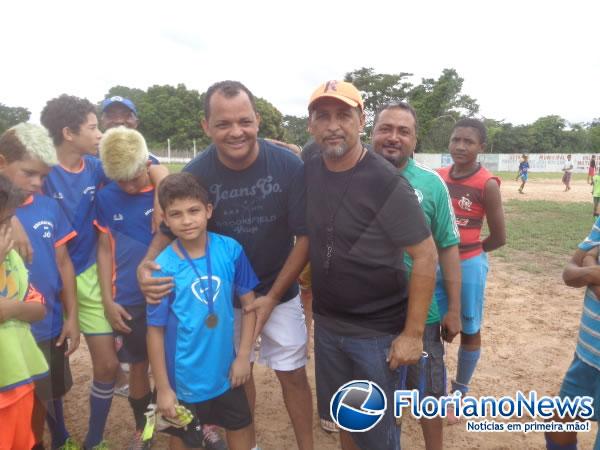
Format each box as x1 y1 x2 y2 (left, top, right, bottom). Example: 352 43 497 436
372 102 461 450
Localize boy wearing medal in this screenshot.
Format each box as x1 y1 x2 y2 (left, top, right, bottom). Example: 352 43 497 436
94 126 155 448
147 172 258 450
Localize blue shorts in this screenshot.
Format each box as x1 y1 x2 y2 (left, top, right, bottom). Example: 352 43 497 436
436 252 488 335
520 173 528 182
314 322 402 450
559 354 600 422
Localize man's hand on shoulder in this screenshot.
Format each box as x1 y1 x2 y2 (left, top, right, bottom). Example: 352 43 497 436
137 259 174 305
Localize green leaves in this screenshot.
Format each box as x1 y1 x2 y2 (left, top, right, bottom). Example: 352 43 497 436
0 103 31 135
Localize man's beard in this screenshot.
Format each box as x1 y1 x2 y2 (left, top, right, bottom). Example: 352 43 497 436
382 152 407 168
321 143 351 160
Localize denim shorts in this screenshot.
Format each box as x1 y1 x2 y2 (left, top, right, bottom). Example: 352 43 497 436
406 323 446 398
314 323 403 450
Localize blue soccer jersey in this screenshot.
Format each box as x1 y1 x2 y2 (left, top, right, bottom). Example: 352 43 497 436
94 183 154 307
43 156 109 275
147 232 258 403
577 219 600 371
17 194 76 342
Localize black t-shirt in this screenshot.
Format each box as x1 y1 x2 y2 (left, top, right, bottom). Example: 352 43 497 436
182 139 307 305
306 150 431 336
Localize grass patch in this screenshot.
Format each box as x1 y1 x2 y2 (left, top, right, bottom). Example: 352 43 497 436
491 200 593 273
494 171 588 182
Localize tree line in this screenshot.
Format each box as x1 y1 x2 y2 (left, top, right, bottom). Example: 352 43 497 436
2 68 599 153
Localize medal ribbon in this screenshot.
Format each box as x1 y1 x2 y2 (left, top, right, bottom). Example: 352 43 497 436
177 237 215 318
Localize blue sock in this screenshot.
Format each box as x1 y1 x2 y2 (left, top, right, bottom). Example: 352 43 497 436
46 398 69 448
545 433 577 449
84 380 115 449
452 347 481 394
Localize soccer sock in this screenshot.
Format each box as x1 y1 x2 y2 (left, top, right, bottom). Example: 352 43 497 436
46 398 69 448
452 347 481 394
128 391 152 431
84 380 115 449
545 433 577 450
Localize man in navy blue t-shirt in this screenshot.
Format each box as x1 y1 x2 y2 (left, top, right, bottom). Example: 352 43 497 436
138 81 313 450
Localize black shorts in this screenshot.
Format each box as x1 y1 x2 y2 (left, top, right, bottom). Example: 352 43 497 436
114 304 147 363
406 323 446 398
34 336 73 401
165 385 252 447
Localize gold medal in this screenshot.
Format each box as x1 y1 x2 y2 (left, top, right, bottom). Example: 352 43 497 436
205 313 218 328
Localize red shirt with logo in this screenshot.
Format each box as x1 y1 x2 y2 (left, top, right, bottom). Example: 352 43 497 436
437 164 500 260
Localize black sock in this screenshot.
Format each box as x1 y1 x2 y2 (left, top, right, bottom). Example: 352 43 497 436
129 392 152 431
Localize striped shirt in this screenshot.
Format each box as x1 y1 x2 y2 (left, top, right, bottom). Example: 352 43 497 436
576 219 600 371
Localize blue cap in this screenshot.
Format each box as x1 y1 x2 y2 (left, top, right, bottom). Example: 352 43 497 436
101 96 137 115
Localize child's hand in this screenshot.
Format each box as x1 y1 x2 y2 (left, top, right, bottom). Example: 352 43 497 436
0 223 14 262
104 302 132 334
57 316 80 356
157 387 178 418
229 356 251 388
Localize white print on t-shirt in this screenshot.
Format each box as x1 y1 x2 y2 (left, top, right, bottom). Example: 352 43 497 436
458 195 473 211
33 220 54 240
210 176 282 209
191 276 222 305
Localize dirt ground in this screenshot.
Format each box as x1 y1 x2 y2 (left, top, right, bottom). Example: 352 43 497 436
57 177 597 450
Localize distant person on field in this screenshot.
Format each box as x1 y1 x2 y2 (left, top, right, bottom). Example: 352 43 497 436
562 154 574 192
588 154 596 185
516 154 529 194
592 171 600 217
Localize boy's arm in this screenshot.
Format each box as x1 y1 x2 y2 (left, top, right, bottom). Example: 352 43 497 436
148 165 169 234
0 286 45 323
563 247 600 299
244 235 309 336
231 291 256 388
482 179 506 253
10 216 33 264
55 244 80 356
438 244 461 343
96 230 131 333
147 326 177 418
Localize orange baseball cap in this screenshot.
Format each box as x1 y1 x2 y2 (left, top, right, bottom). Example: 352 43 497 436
308 80 364 111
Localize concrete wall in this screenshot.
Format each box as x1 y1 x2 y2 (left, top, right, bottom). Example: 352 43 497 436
413 153 596 173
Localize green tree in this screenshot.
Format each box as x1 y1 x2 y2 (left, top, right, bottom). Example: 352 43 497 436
409 68 479 152
0 103 31 134
529 115 566 153
344 67 413 133
282 115 310 146
255 97 286 141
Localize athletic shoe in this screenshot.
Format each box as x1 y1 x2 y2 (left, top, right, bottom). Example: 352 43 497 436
129 430 152 450
58 438 82 450
201 424 228 450
115 383 130 398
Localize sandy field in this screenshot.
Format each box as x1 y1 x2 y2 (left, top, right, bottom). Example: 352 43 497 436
55 177 597 450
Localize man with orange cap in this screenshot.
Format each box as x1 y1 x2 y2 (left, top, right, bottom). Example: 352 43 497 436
305 80 437 450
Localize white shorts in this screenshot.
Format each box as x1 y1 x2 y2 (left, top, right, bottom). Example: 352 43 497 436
234 295 307 371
